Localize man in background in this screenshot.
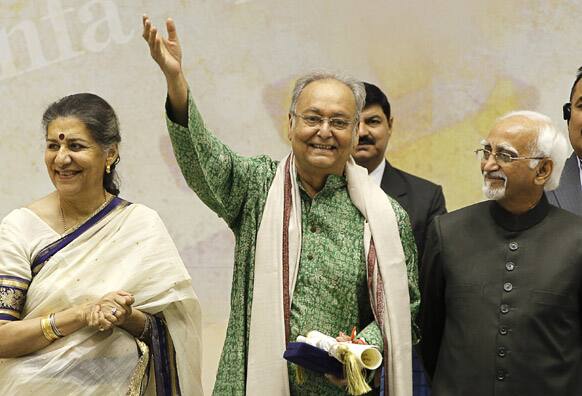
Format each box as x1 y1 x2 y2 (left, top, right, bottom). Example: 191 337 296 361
353 82 446 395
546 66 582 215
353 82 446 259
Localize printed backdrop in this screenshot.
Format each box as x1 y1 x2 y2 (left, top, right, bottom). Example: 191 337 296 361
0 0 578 392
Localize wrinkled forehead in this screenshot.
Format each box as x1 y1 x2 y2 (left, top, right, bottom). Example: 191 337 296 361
295 79 357 116
484 117 538 153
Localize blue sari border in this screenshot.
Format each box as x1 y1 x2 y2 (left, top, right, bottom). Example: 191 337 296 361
0 313 19 321
31 197 131 276
150 315 181 396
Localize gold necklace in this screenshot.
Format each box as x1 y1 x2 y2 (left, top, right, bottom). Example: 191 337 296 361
59 193 110 234
59 205 68 232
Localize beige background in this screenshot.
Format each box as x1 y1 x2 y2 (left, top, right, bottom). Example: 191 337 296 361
0 0 578 393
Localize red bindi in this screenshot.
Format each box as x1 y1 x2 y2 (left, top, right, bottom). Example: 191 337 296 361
58 133 65 140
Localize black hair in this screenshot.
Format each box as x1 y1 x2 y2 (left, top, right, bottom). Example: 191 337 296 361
569 66 582 101
363 82 391 119
42 93 121 195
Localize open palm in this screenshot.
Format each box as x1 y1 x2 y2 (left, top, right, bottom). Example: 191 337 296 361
142 16 183 78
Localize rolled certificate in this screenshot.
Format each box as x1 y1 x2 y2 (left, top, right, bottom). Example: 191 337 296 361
297 330 337 351
295 330 383 395
298 330 382 370
330 342 382 370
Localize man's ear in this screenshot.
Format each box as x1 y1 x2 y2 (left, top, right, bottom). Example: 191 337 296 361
534 158 553 186
287 113 294 141
351 126 358 149
387 116 394 139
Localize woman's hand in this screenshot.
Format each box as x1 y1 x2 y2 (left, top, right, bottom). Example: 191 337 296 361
78 302 106 330
142 15 183 79
94 291 135 330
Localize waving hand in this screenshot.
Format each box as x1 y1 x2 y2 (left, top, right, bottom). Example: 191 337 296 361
142 15 189 124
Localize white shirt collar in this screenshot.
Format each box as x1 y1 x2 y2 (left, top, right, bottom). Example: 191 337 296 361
369 160 386 186
577 156 582 189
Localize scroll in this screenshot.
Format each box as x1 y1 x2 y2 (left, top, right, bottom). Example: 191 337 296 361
283 330 382 395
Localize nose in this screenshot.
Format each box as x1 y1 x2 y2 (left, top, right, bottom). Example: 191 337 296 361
358 121 367 137
482 154 499 172
55 146 72 166
317 120 333 138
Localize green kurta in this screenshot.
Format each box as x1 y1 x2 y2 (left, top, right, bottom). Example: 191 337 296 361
166 93 420 396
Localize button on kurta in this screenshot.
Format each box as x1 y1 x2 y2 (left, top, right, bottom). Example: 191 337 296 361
496 369 506 381
500 304 510 314
497 346 507 357
509 241 519 251
503 282 513 292
506 262 515 271
499 326 508 335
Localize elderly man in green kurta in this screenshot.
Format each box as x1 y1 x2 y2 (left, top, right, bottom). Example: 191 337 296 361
143 16 419 396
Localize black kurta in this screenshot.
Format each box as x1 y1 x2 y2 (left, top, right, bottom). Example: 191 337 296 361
420 195 582 395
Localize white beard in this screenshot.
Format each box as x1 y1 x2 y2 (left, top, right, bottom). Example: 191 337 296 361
482 170 507 200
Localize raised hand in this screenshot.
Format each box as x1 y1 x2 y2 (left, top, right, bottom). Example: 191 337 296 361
142 15 183 79
142 15 189 125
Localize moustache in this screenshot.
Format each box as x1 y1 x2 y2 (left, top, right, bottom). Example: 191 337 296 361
483 170 507 181
358 136 375 145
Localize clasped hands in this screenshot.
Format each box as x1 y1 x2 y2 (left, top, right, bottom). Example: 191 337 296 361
82 290 135 332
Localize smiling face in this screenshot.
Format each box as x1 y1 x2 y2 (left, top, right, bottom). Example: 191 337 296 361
353 104 393 172
480 117 544 207
45 116 117 199
288 79 357 179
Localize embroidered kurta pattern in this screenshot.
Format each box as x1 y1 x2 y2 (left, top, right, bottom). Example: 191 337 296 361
166 94 419 395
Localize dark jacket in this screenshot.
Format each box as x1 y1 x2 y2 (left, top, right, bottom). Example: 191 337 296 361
546 153 582 215
420 196 582 395
380 161 447 259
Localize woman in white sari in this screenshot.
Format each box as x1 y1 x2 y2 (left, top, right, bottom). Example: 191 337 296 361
0 93 203 395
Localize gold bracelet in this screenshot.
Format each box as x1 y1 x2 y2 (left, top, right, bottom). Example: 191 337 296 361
40 315 60 342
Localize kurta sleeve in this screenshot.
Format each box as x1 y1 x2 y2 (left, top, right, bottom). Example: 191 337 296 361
165 92 277 227
418 217 445 380
0 214 32 321
357 321 383 347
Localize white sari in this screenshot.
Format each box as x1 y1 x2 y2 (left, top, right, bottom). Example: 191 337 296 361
0 198 202 395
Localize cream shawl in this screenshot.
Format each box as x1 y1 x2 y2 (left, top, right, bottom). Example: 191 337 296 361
246 154 412 396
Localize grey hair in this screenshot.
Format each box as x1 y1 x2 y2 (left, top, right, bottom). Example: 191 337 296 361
497 110 570 191
289 71 366 131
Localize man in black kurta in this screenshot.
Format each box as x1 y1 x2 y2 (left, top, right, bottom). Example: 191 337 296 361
420 110 582 395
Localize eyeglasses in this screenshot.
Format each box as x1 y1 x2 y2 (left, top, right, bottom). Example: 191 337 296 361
475 148 546 164
292 112 354 130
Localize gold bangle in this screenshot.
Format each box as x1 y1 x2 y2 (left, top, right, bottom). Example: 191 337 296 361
40 315 60 342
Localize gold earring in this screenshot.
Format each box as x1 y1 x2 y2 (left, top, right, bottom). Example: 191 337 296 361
106 164 111 174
